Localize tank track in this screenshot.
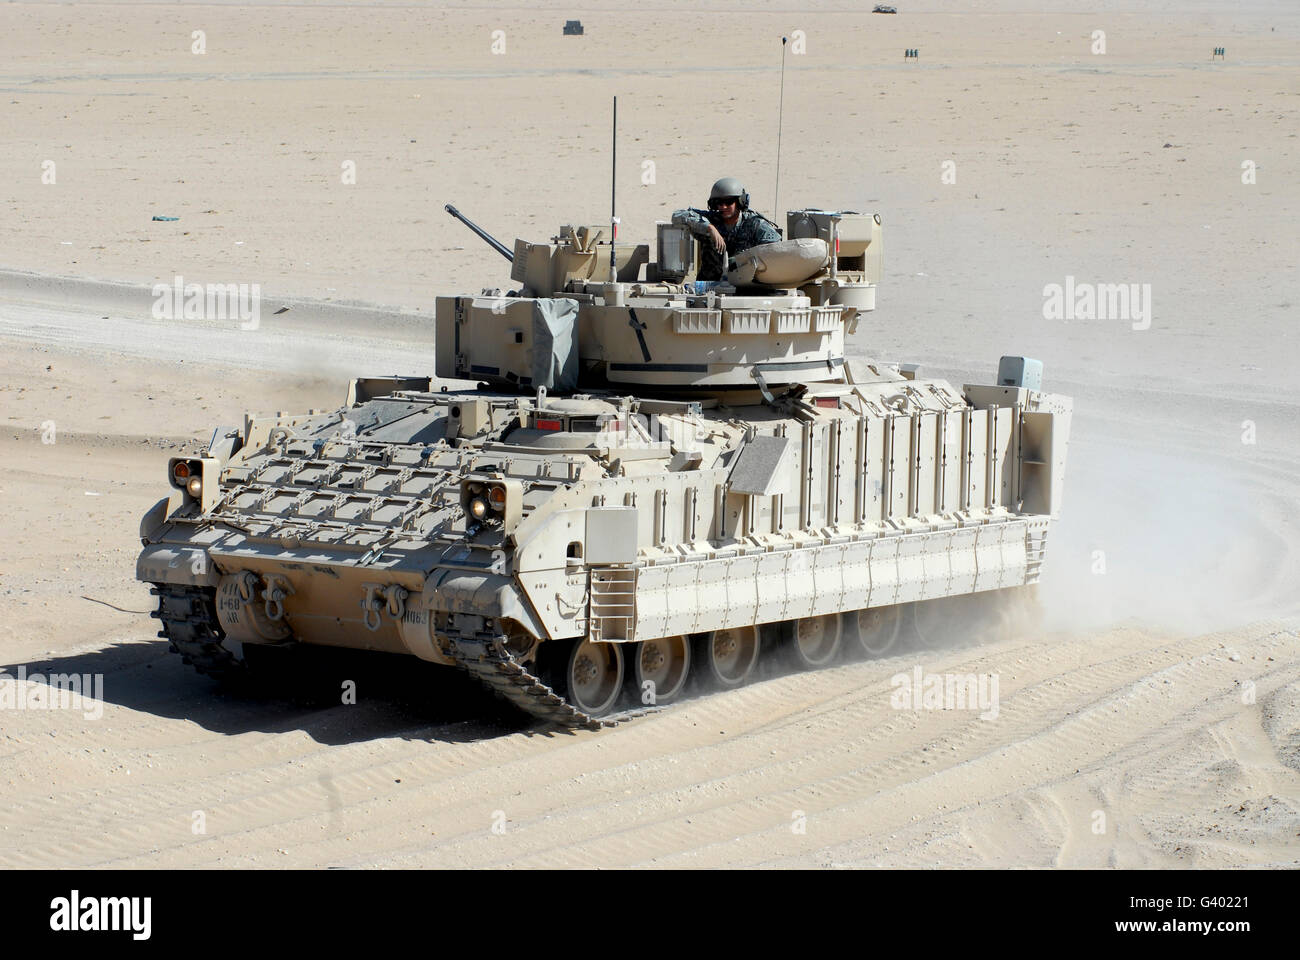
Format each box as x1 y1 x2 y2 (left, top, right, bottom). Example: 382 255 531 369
151 583 647 728
150 585 1036 728
439 632 658 731
150 583 247 683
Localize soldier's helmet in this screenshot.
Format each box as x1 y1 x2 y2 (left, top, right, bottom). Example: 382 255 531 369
709 176 750 211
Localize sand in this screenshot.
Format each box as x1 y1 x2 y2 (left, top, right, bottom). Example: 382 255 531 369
0 0 1296 868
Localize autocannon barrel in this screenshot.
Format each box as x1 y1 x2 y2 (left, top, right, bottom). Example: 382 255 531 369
444 204 514 263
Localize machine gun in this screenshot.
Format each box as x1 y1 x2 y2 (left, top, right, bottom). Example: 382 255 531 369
444 204 514 263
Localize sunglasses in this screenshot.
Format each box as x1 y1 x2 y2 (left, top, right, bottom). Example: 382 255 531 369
708 197 740 210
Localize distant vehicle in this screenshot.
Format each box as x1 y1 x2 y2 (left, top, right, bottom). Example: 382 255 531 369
873 5 898 12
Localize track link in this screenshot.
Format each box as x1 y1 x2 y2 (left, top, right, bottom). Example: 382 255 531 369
150 583 247 683
439 633 657 730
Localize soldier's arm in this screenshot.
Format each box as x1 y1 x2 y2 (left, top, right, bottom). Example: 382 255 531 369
671 208 714 236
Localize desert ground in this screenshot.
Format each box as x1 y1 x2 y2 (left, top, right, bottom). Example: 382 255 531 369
0 0 1297 868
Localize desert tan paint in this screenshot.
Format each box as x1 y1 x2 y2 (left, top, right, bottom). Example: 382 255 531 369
138 209 1070 684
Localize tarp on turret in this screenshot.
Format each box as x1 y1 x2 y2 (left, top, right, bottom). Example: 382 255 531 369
531 297 579 392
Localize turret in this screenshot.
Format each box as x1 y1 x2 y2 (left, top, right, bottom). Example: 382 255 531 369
436 206 884 400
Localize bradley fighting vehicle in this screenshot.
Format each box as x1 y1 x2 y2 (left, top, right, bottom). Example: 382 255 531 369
137 203 1072 728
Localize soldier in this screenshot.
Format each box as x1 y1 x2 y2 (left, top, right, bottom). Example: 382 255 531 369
672 177 782 281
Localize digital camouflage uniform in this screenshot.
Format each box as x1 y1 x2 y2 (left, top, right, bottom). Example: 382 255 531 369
670 207 782 281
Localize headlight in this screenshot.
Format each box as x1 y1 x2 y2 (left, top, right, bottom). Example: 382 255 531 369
460 476 523 533
169 456 218 511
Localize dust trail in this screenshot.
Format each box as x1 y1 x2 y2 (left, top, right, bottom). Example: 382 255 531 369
1039 437 1296 634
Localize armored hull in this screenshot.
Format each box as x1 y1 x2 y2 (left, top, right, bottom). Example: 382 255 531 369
138 207 1072 727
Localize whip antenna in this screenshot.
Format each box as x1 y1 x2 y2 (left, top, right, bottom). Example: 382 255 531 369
609 95 619 282
774 36 788 219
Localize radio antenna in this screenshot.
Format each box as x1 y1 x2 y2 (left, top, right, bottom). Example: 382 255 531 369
774 36 788 219
609 95 619 282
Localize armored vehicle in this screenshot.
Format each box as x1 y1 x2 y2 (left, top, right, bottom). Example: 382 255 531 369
138 204 1071 728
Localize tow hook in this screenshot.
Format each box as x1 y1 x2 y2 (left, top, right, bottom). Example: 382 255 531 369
262 573 295 622
361 584 409 632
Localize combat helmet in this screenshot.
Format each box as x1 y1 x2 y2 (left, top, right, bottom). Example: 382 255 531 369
709 176 750 210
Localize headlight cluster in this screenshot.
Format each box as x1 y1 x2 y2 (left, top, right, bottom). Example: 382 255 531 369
464 481 507 520
171 459 203 498
460 477 522 532
168 456 220 513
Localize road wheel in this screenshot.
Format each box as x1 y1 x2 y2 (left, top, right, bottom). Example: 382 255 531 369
850 604 903 658
692 626 760 691
784 614 843 669
540 638 625 718
625 634 692 707
911 600 947 650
